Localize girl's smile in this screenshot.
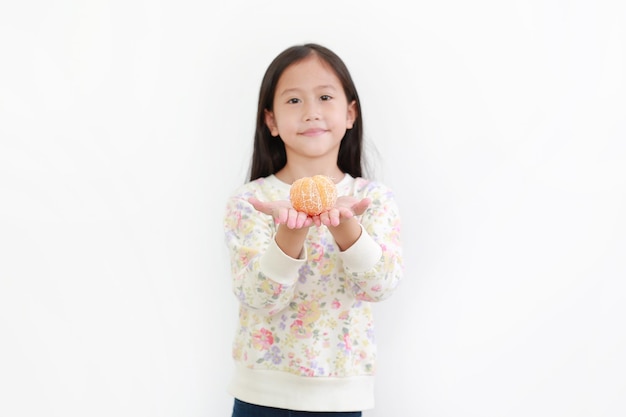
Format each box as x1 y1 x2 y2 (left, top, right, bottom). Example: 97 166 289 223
300 127 328 137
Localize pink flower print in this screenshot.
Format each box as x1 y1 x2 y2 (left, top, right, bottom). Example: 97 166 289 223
297 301 321 325
290 319 312 339
370 284 382 292
309 242 324 262
343 334 352 351
353 350 368 366
299 366 315 377
238 252 250 266
251 328 274 351
260 279 282 297
304 347 317 360
337 330 352 354
355 291 369 301
331 299 341 309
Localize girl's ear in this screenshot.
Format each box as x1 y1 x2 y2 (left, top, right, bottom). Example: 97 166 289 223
264 109 279 137
346 100 357 129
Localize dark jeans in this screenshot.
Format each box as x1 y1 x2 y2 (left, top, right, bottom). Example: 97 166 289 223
232 399 362 417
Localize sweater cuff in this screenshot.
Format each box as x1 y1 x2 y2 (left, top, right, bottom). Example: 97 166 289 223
339 225 382 272
259 238 306 285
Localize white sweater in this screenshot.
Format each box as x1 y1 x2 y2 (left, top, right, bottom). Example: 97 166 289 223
223 174 403 411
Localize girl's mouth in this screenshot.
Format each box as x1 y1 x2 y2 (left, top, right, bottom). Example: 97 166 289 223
300 128 326 137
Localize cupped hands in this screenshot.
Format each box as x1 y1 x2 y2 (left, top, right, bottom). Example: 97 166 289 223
248 196 371 229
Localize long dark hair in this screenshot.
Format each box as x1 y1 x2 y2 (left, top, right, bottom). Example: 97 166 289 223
248 43 364 181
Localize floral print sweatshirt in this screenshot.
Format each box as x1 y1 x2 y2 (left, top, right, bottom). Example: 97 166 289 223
223 174 403 412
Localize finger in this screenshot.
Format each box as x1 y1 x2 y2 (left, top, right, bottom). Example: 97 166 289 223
248 197 265 212
249 197 278 217
311 215 322 227
318 211 330 227
295 211 309 228
352 198 372 215
330 209 342 227
275 207 289 225
321 209 342 227
287 209 301 229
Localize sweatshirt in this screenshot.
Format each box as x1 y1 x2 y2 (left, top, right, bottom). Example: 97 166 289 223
223 173 403 411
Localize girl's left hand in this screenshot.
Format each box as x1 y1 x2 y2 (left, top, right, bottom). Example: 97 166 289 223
314 196 371 227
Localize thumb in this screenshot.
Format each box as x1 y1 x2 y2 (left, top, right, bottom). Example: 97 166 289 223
248 197 271 215
352 198 371 216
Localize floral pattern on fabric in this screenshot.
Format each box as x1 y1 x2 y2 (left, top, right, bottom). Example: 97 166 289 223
224 175 403 378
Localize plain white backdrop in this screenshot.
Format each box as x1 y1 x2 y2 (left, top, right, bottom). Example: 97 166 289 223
1 1 625 416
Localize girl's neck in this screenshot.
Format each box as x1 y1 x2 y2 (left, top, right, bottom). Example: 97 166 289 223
275 163 345 185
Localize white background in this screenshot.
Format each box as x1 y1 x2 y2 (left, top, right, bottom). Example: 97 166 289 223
1 1 625 416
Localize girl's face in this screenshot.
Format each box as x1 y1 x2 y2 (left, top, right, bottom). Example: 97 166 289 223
264 55 357 169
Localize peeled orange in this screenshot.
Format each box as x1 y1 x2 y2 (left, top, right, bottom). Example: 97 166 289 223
289 175 337 216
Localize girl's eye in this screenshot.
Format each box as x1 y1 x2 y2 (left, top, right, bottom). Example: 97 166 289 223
320 95 332 101
287 98 301 104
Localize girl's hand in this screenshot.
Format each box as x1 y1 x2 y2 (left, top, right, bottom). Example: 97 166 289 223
314 196 371 227
248 197 313 229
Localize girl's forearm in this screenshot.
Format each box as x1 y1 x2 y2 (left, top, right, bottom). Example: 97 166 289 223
274 224 309 259
328 217 361 251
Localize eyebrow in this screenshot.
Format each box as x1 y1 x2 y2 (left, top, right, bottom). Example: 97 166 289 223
278 84 338 97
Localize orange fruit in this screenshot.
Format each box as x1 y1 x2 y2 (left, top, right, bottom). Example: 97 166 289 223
289 175 338 216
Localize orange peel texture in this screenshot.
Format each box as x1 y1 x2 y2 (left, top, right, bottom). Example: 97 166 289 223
289 175 338 216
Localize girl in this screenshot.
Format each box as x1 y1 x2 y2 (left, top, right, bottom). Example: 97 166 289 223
223 43 403 417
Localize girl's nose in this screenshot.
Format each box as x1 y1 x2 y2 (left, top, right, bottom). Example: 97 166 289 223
303 102 321 121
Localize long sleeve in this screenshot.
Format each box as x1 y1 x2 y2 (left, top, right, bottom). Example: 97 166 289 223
340 179 404 302
224 188 303 316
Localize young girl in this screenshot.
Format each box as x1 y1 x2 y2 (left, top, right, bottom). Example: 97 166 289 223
223 43 403 417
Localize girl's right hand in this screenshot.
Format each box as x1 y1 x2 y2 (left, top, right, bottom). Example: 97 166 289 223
248 197 313 229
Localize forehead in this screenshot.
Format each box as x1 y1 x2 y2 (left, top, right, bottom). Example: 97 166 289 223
276 55 342 91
